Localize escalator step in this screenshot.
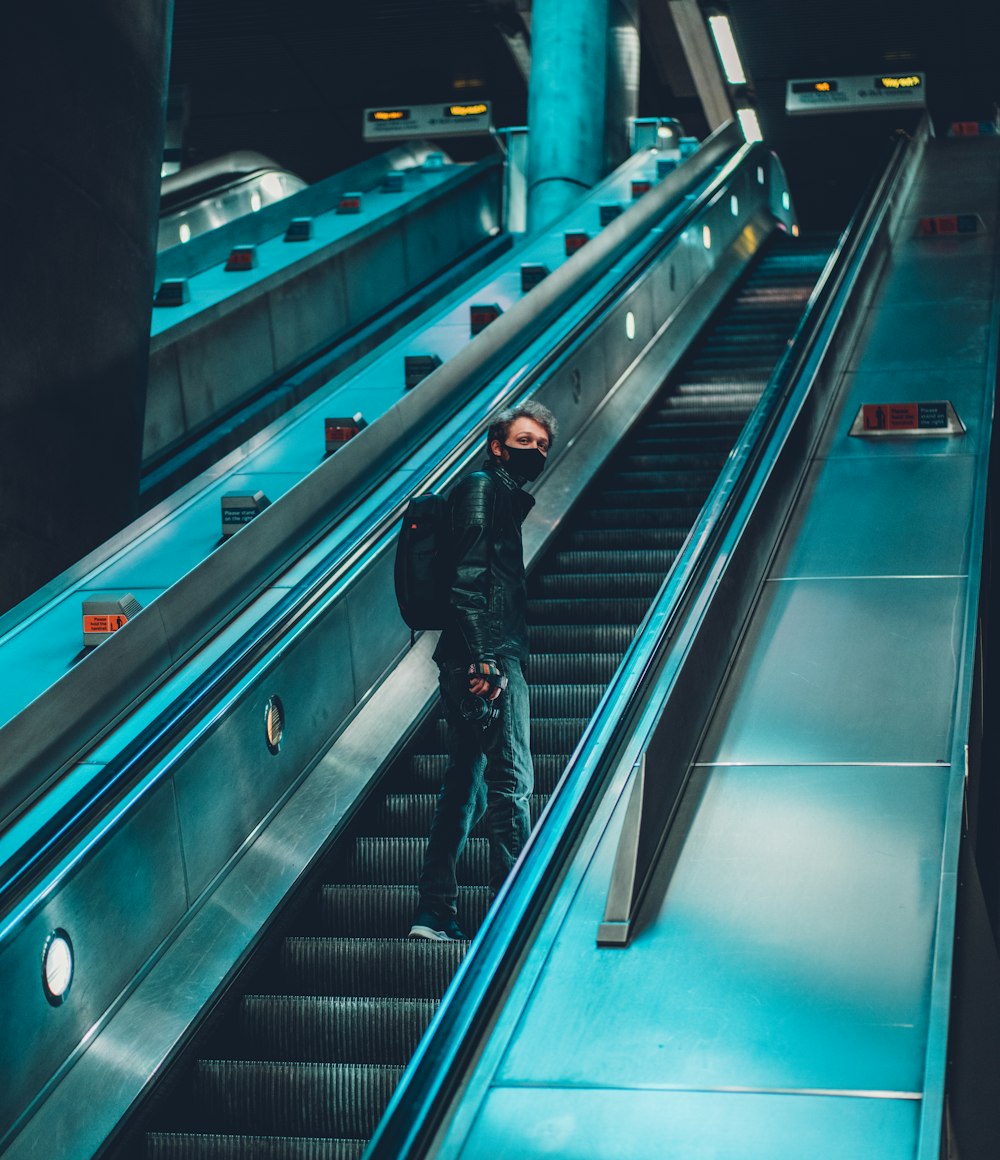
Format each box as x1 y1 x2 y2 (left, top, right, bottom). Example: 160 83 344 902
375 794 548 837
677 382 770 401
657 396 757 419
524 683 606 716
527 595 651 623
584 506 703 529
594 487 711 508
318 884 489 938
547 549 678 572
528 651 623 683
534 571 666 599
640 417 741 436
147 1133 365 1160
529 623 635 652
422 716 589 753
607 469 719 490
194 1060 403 1138
240 995 437 1064
627 442 732 463
617 451 727 471
406 752 567 793
280 938 467 999
344 837 488 885
560 527 688 552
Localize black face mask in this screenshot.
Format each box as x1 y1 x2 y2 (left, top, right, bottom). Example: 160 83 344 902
501 443 547 482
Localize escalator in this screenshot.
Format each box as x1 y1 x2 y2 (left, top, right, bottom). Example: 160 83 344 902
140 233 832 1159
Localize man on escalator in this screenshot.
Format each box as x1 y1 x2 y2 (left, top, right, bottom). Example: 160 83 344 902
409 400 557 941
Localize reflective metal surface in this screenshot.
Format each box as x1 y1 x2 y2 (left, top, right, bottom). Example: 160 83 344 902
772 453 975 579
0 779 186 1145
460 1088 920 1159
700 576 963 766
501 764 946 1094
419 125 996 1160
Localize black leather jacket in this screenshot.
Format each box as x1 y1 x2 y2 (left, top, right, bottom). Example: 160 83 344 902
434 458 535 664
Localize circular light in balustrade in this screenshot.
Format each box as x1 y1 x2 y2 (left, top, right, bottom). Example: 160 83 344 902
265 695 285 755
42 929 74 1006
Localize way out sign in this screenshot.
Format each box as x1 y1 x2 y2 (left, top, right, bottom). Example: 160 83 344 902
850 400 965 438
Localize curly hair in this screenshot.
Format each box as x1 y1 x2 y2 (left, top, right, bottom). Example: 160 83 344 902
487 400 558 451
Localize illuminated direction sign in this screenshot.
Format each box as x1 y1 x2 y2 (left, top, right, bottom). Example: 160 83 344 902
363 101 492 140
786 73 926 116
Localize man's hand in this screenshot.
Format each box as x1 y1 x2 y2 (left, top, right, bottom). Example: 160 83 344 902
468 659 507 701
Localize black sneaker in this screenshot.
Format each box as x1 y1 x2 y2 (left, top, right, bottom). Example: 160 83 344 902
408 910 467 941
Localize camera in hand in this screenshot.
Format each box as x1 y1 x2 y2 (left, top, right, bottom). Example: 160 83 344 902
459 692 502 730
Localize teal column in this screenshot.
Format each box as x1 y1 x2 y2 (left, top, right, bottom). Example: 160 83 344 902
0 2 172 613
527 0 611 232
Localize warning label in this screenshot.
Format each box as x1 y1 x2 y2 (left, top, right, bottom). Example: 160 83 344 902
83 614 128 635
861 402 949 432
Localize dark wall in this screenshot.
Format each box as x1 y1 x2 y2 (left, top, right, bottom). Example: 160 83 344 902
0 2 171 613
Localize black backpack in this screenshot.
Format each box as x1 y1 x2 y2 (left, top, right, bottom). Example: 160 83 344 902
394 492 453 633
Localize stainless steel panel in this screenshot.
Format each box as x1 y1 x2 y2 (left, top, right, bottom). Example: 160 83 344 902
176 294 278 431
772 454 976 580
268 253 351 370
341 221 409 328
401 181 500 287
877 243 996 305
143 344 186 460
172 599 354 897
699 577 962 766
343 548 411 702
846 297 993 374
458 1087 920 1159
0 780 186 1144
497 764 946 1097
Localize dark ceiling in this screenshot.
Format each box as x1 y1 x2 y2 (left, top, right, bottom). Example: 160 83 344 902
167 0 1000 230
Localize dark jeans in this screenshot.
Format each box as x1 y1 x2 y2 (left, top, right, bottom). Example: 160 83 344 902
417 657 533 920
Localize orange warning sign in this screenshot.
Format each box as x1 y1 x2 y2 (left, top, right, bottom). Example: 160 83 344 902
861 402 948 432
83 613 128 635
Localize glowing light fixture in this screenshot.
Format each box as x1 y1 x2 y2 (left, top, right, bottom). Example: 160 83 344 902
625 311 636 340
708 15 747 85
178 223 191 244
43 930 74 1005
737 106 763 143
730 195 739 216
265 695 285 755
702 225 712 249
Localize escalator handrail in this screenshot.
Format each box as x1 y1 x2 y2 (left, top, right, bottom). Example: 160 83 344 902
365 121 927 1158
0 134 767 927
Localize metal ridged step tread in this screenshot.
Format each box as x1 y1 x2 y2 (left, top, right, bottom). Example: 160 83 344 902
143 232 831 1157
147 1136 365 1160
